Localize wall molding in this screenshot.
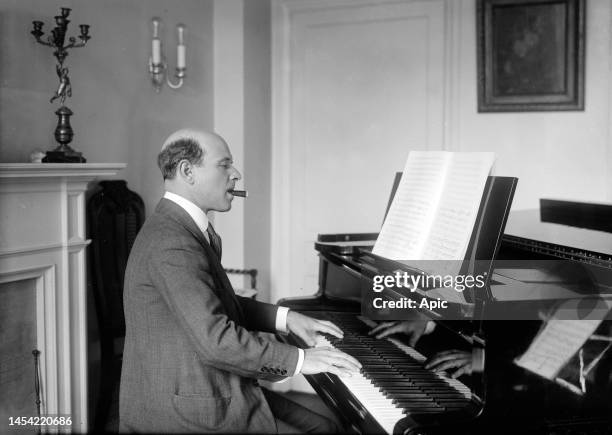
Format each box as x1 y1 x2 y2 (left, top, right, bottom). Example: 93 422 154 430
0 240 91 259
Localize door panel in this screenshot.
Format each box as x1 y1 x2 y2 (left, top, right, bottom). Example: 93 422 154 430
272 0 447 299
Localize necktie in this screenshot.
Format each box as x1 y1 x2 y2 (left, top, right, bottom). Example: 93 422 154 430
206 223 222 260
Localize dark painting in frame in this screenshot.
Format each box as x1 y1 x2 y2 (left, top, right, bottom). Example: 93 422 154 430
477 0 585 112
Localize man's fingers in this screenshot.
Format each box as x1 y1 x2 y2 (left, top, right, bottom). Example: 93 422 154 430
429 358 468 372
425 354 455 369
302 347 364 376
315 320 344 338
408 333 421 347
326 365 353 378
322 349 362 372
429 350 458 358
424 351 467 369
375 324 405 339
295 330 317 347
368 321 396 336
327 353 362 372
451 365 471 379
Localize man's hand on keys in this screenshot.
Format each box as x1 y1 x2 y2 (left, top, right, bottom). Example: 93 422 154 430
286 310 344 347
301 346 362 377
286 311 361 377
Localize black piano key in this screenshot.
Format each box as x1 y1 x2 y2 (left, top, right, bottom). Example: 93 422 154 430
388 393 433 400
373 379 420 385
395 401 443 409
402 408 445 415
366 375 408 380
378 386 425 392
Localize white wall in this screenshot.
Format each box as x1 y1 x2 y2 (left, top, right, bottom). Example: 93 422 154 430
453 0 612 209
244 0 273 303
213 0 274 300
213 0 246 280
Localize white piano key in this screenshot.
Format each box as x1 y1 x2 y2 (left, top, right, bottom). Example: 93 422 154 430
316 335 405 434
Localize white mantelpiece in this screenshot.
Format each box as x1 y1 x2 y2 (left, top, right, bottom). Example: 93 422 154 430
0 163 125 433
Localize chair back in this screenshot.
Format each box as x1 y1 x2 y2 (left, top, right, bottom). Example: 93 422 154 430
88 180 145 353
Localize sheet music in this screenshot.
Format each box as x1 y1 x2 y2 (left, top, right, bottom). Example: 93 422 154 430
515 319 602 380
373 151 494 268
421 153 495 277
373 152 450 259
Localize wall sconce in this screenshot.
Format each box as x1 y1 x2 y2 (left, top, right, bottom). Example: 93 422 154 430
148 18 186 92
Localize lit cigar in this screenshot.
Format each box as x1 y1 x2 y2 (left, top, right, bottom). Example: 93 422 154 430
229 189 248 198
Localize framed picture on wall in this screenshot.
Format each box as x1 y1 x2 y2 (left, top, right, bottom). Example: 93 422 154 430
477 0 585 112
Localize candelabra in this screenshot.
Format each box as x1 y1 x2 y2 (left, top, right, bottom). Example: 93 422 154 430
149 18 186 92
31 7 90 163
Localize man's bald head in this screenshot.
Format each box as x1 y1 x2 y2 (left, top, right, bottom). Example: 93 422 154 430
158 129 225 180
158 129 241 213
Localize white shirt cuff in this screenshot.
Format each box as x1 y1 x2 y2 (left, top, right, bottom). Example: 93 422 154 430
276 306 290 334
294 348 305 375
274 307 303 376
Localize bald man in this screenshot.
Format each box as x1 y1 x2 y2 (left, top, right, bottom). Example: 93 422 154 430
119 129 361 433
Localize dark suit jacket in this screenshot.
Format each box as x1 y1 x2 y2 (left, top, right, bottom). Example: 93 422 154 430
119 199 299 433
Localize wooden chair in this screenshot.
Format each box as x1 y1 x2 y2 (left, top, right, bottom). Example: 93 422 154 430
225 268 258 299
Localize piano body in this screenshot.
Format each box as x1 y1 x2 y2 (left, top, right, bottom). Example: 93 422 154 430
278 192 612 434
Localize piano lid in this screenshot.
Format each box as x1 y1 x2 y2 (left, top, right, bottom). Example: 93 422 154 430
504 209 612 258
497 199 612 302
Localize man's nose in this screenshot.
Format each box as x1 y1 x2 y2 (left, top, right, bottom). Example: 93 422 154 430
231 167 242 180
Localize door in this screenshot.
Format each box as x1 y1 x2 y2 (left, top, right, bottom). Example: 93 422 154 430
271 0 449 302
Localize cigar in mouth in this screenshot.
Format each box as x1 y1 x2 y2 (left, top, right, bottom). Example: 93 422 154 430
229 189 248 198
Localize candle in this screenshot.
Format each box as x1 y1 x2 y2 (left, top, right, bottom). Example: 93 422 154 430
151 18 161 65
152 38 161 65
177 24 186 69
177 44 186 69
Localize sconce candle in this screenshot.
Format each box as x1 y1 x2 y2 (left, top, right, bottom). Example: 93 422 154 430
152 39 161 64
151 18 161 65
177 24 186 69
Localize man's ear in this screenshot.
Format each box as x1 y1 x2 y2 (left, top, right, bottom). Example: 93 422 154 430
177 160 195 184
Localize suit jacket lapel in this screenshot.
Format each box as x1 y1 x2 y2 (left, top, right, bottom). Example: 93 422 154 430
155 199 245 323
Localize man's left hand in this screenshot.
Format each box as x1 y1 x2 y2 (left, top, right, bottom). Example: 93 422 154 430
286 311 344 347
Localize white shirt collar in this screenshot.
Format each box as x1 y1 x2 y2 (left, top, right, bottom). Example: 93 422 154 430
163 191 209 237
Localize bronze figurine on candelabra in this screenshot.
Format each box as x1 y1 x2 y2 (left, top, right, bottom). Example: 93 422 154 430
31 7 90 163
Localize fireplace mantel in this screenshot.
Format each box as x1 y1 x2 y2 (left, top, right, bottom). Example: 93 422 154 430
0 163 125 432
0 163 128 179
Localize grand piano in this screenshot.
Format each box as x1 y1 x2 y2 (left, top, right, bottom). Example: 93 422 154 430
279 182 612 434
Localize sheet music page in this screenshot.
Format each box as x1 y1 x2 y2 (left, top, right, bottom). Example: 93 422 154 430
373 152 451 259
421 152 495 264
515 319 602 380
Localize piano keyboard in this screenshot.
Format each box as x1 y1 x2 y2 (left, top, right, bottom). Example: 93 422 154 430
313 314 472 434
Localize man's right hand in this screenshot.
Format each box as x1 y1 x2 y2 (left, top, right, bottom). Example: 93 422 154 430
300 347 362 377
